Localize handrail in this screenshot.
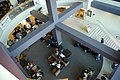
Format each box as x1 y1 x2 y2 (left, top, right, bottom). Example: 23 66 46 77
97 20 115 37
85 17 120 50
96 20 120 49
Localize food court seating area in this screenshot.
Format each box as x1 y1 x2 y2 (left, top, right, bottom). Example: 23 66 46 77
14 32 103 80
7 18 42 48
48 46 72 76
40 31 73 76
15 53 44 80
78 68 95 80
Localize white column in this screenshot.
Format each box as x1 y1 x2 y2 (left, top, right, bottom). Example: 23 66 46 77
83 0 93 10
52 29 62 45
83 0 93 19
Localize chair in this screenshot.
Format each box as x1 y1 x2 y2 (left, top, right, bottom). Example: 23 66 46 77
32 65 41 72
63 49 72 58
54 69 60 76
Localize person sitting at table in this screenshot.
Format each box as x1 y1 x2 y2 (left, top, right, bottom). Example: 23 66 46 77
55 48 59 55
55 47 63 54
32 72 41 79
80 72 88 80
15 32 22 40
26 63 34 70
56 51 65 59
21 28 27 38
56 61 61 69
7 39 14 47
50 61 57 69
101 74 108 80
59 53 65 58
39 71 44 77
51 61 57 66
58 45 64 53
80 68 90 80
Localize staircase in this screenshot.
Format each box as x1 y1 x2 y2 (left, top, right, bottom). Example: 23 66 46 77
63 16 120 51
88 25 119 50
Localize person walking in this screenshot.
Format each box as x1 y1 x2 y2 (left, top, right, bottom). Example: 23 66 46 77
101 38 104 43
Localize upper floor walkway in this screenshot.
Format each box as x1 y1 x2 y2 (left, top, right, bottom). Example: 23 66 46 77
0 0 120 79
62 7 120 79
0 0 42 46
63 16 120 51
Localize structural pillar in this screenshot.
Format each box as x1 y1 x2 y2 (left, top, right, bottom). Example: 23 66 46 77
83 0 93 10
0 42 26 80
52 28 62 45
45 0 58 21
83 0 93 19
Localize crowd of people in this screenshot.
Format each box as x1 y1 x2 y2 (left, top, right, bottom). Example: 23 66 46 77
96 74 109 80
26 62 44 79
7 18 42 47
74 37 104 61
0 0 13 19
74 41 101 60
79 68 94 80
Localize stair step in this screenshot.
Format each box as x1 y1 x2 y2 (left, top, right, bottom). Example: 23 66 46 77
104 36 109 44
89 27 99 37
97 30 103 41
109 40 114 48
113 44 118 50
107 38 111 46
112 44 117 50
91 28 101 39
95 30 103 40
85 24 119 51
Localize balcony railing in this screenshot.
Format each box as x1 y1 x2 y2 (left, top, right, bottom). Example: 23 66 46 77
9 0 34 19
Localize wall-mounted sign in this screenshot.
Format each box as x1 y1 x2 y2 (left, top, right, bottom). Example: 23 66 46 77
87 10 92 17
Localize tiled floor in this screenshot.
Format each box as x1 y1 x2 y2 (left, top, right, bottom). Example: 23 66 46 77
63 7 120 79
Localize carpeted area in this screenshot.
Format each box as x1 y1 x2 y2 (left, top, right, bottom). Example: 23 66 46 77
21 33 103 80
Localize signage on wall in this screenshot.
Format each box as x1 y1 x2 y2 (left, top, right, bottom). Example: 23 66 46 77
87 10 92 17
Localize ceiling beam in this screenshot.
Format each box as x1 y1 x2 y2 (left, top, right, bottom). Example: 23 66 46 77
30 10 49 22
8 21 55 57
55 22 120 63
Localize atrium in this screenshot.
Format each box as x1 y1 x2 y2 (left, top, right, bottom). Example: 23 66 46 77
0 0 120 80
